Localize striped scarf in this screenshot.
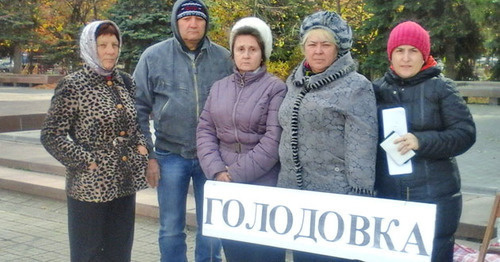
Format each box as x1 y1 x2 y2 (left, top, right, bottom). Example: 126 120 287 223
290 61 356 189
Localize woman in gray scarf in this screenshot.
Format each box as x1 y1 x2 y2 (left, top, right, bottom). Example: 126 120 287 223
277 11 377 262
41 20 149 261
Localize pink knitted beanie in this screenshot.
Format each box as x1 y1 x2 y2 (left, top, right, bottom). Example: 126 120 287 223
387 21 430 61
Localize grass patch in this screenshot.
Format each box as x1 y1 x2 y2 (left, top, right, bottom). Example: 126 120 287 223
467 97 490 104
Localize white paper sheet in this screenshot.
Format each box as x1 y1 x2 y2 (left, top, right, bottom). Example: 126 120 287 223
381 107 413 175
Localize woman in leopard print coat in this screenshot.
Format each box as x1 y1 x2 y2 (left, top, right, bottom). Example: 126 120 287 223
41 20 148 261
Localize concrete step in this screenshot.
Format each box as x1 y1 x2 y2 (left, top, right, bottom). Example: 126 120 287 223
458 194 497 241
0 166 198 227
0 113 46 132
0 137 198 227
0 138 65 176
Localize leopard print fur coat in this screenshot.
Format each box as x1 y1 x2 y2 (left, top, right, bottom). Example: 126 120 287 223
41 65 148 202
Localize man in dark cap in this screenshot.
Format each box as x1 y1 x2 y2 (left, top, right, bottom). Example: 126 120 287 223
134 0 233 261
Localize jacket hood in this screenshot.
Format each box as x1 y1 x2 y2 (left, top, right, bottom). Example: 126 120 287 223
79 20 121 76
171 0 209 51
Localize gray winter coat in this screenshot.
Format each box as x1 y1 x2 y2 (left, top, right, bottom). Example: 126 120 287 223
134 0 233 159
197 67 286 186
278 53 378 194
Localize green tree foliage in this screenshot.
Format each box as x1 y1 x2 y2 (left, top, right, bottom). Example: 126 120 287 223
21 0 117 74
246 0 312 79
206 0 307 79
0 0 40 73
36 0 81 74
108 0 172 73
359 0 483 80
465 0 499 80
207 0 369 80
488 2 500 80
3 0 495 82
354 0 393 80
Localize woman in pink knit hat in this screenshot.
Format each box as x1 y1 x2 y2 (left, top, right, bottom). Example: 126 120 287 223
373 21 476 261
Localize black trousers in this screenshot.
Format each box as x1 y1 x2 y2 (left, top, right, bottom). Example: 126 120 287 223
67 194 136 262
431 193 462 262
221 238 286 262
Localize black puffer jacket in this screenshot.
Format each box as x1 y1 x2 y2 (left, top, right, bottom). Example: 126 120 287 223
373 65 476 201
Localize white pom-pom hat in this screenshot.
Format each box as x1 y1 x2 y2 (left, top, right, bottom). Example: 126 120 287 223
229 17 273 61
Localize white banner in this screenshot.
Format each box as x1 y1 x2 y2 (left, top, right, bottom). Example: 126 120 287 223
203 181 436 262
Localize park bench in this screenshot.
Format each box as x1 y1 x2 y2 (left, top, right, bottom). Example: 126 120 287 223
456 81 500 105
0 74 63 87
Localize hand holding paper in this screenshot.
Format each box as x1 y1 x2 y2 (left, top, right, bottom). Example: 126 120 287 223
380 131 415 166
394 132 420 154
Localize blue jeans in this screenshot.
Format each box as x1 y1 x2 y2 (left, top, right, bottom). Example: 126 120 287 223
156 149 222 262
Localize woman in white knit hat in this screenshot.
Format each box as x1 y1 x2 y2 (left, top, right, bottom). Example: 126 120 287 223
196 17 287 261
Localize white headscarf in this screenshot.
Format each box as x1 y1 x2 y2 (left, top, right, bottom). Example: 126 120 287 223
79 20 122 76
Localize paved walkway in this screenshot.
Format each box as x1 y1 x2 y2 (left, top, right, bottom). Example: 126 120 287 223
0 188 194 261
456 104 500 193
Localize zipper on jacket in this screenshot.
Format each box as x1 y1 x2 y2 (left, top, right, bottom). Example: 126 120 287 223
192 59 200 118
419 85 425 127
232 76 245 147
406 187 410 201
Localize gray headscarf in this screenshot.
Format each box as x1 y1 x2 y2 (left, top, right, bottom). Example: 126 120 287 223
300 11 352 57
79 20 122 76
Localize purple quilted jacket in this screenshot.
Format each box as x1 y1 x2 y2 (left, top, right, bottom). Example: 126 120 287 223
196 66 286 186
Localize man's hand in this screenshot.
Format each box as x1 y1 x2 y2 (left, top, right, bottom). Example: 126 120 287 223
146 158 160 188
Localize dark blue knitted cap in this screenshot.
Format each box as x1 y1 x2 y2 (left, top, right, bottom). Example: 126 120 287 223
176 0 208 21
